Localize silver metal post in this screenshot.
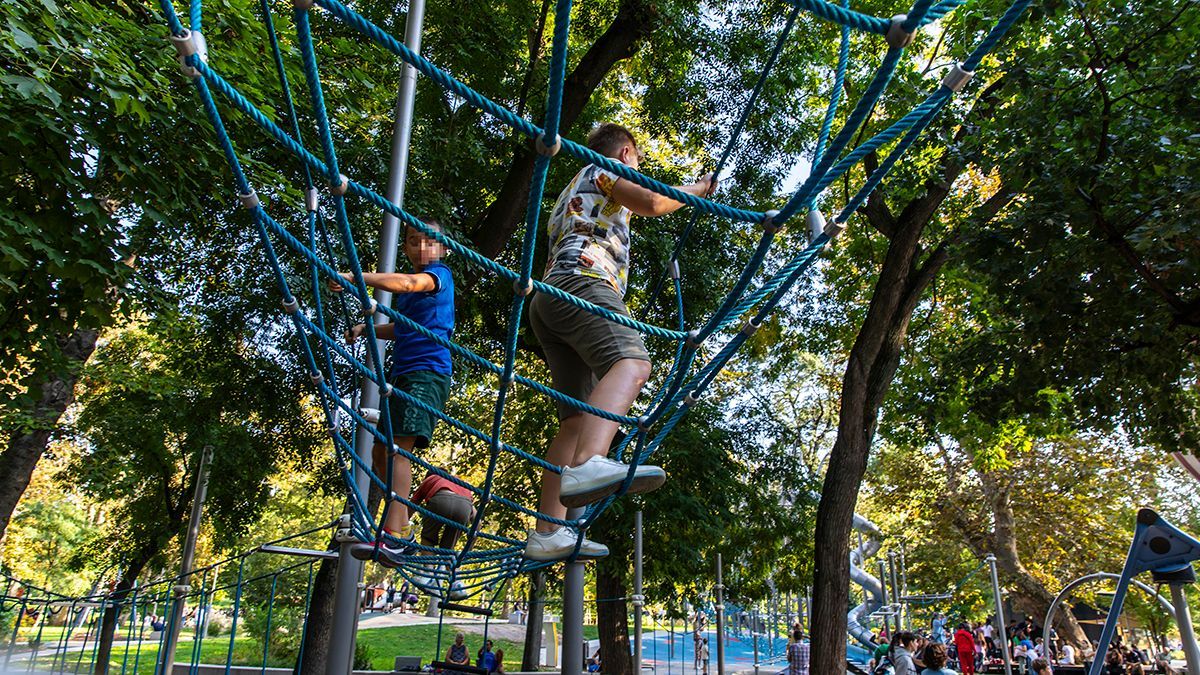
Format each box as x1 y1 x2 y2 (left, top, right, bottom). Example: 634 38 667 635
159 444 214 675
888 551 901 633
562 507 585 675
899 546 908 631
715 554 725 675
1170 584 1200 675
752 608 759 675
987 555 1013 675
327 1 426 673
634 511 644 673
877 559 891 637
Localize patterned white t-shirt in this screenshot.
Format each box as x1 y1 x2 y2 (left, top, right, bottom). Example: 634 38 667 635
543 164 631 296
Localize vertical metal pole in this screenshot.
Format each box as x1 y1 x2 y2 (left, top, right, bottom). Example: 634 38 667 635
715 555 725 675
752 609 759 675
887 551 901 633
634 511 644 673
899 546 908 631
562 507 585 675
159 444 214 675
1169 584 1200 675
327 1 425 673
877 559 891 637
987 555 1013 675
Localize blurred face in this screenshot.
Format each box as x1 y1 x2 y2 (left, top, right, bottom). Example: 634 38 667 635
404 226 445 269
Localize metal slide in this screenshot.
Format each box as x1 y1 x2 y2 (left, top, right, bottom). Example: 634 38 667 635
847 513 885 649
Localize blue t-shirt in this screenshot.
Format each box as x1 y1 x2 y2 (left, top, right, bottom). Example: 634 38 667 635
389 261 454 377
478 650 497 672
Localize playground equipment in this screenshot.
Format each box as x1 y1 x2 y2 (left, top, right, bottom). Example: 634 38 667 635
155 0 1034 665
1042 572 1189 672
848 513 885 649
1069 509 1200 675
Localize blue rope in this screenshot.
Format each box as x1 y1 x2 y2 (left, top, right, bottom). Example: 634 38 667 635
158 0 1030 594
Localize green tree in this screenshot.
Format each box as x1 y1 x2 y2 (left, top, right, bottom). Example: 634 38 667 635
67 314 323 674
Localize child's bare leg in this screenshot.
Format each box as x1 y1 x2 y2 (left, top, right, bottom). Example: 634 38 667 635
536 415 582 533
372 437 416 533
570 358 649 465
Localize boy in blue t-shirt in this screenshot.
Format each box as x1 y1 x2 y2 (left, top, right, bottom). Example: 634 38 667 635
333 220 454 567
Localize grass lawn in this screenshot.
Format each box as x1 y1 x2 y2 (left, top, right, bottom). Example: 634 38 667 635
12 621 601 673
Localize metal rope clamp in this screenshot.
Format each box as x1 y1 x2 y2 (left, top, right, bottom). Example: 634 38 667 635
304 187 319 212
168 29 208 79
172 584 191 597
887 15 915 50
630 593 646 608
330 173 350 196
513 277 534 297
824 217 847 240
761 209 783 235
534 132 561 157
238 190 260 210
941 64 975 93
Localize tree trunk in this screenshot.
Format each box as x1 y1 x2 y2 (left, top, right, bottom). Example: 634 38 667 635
470 0 660 259
810 215 951 673
522 570 547 672
92 553 152 675
980 473 1091 650
0 326 99 542
596 560 634 675
297 552 339 675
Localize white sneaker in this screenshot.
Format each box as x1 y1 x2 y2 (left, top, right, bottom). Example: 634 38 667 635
409 564 440 594
559 456 666 508
523 527 609 561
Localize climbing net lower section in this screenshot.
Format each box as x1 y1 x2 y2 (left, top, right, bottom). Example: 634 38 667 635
157 0 1030 603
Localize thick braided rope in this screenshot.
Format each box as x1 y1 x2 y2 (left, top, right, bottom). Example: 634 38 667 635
158 0 1030 593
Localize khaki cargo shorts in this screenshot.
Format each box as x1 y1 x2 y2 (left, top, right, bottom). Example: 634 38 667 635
528 273 651 420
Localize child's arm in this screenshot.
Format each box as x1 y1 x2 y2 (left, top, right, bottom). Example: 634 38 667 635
612 173 718 218
344 322 396 344
328 271 438 294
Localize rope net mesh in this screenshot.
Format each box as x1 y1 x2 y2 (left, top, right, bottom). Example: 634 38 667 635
156 0 1029 601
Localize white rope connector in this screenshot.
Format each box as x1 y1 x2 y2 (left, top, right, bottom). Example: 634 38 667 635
513 278 534 296
637 415 651 433
668 258 681 280
238 190 260 210
281 297 299 314
684 329 703 350
500 372 516 388
631 594 646 607
172 584 191 595
310 372 324 386
362 298 378 316
359 407 380 424
168 29 208 78
683 390 700 406
761 209 783 235
806 209 826 243
887 15 915 49
534 132 561 157
380 383 394 398
941 64 975 93
305 187 319 212
330 173 349 196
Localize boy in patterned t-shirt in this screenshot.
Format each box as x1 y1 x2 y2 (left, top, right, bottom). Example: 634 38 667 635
524 123 717 561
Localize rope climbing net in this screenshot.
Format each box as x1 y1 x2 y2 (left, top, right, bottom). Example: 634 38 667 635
157 0 1030 604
